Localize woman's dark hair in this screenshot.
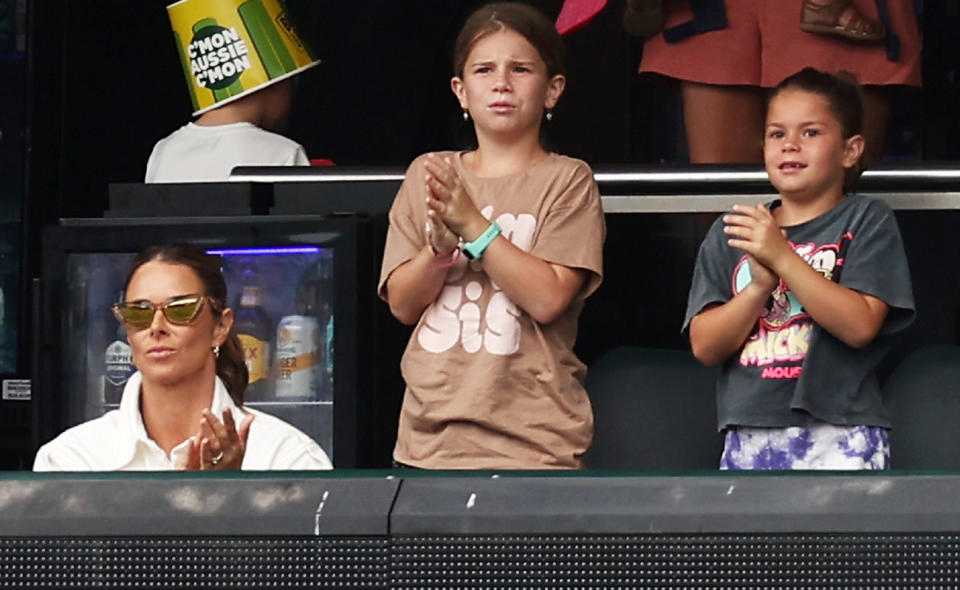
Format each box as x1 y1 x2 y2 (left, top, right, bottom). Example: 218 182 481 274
453 2 566 79
768 67 865 193
123 243 248 404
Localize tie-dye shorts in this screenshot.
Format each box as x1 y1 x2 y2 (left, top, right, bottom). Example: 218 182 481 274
719 423 890 470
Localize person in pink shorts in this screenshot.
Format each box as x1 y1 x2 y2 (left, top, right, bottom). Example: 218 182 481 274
637 0 921 163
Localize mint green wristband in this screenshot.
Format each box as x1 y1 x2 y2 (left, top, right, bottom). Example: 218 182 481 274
462 222 502 260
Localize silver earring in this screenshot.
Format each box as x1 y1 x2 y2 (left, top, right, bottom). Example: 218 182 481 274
212 345 220 358
462 111 469 121
545 111 553 122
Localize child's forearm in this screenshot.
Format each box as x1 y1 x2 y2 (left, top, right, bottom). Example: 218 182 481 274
771 254 889 348
384 245 455 325
479 236 586 325
689 283 771 366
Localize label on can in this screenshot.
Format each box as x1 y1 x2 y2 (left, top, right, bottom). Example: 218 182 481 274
238 333 269 384
275 315 318 399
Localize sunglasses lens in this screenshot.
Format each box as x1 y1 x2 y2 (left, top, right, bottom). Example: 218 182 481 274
115 304 155 329
163 297 203 324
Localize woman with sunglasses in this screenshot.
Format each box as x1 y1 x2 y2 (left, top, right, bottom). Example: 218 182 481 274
33 244 332 471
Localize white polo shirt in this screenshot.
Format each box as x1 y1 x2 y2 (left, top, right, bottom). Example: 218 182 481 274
33 372 332 471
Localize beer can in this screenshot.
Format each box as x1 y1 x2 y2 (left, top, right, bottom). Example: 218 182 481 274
275 315 319 399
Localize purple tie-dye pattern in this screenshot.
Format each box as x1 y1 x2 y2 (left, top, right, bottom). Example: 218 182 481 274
720 424 890 470
866 427 890 468
717 432 739 470
839 426 864 458
839 425 889 467
788 428 814 460
751 445 791 470
726 430 741 454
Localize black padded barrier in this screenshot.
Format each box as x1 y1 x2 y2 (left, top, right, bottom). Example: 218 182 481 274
388 474 960 589
0 475 398 588
5 474 960 588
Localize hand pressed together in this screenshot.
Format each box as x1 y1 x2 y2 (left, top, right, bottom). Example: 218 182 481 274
181 408 254 471
423 154 489 242
722 204 794 273
744 254 779 295
425 218 460 256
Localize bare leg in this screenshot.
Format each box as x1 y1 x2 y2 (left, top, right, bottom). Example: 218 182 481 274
861 85 890 165
681 82 766 164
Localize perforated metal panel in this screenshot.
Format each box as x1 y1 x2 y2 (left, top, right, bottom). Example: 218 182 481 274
2 537 389 588
6 533 960 587
392 534 960 589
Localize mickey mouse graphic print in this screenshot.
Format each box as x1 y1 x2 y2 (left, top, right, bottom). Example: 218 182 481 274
380 151 605 470
684 194 914 436
732 230 853 378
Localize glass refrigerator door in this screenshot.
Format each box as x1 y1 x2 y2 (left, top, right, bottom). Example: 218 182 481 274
215 246 334 457
0 49 26 377
64 252 136 423
0 224 18 376
63 247 335 458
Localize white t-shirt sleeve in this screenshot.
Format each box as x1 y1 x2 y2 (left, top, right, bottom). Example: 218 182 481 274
290 145 310 166
144 142 162 183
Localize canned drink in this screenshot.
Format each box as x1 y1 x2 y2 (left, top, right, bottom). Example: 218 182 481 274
275 315 319 399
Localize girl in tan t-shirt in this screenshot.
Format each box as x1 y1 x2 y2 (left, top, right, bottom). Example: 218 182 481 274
379 2 605 469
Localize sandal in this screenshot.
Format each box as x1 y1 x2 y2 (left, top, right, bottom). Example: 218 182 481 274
622 0 664 39
800 0 886 42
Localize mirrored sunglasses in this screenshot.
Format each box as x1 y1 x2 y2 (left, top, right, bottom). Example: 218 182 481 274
111 294 211 330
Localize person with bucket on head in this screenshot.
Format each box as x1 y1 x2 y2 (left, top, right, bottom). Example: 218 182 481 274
145 0 320 183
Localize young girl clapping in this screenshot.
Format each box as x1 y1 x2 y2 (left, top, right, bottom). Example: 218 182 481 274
686 68 915 470
379 2 605 470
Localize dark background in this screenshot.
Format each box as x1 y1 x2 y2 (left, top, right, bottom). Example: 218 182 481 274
23 1 960 220
26 0 630 219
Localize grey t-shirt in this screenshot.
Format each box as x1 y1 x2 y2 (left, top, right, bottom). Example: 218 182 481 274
684 194 915 430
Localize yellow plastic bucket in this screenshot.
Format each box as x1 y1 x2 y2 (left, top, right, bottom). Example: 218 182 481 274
167 0 319 115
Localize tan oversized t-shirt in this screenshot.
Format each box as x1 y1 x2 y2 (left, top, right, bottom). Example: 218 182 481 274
378 151 605 469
